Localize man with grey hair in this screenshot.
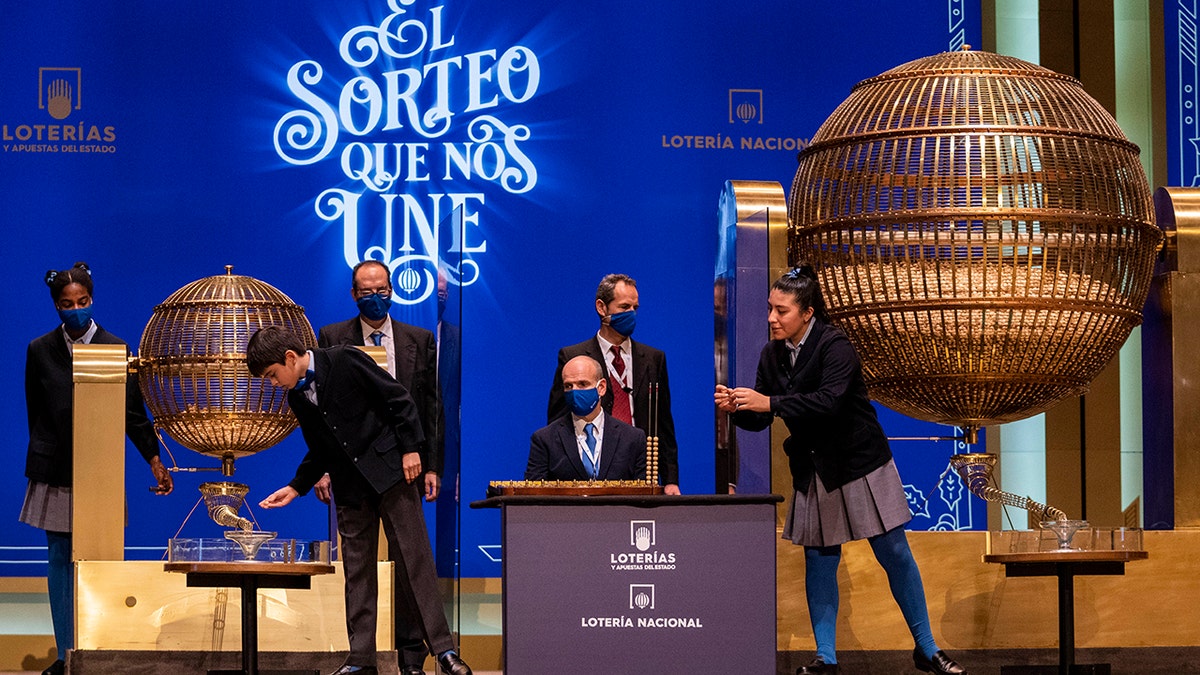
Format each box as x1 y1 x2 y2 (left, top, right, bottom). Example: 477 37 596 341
547 274 679 493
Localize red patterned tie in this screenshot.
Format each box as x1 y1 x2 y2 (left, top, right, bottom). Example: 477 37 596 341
610 345 632 424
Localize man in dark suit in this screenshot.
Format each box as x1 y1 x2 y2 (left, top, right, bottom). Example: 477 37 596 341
528 355 646 481
317 260 442 500
315 260 445 675
249 326 471 675
547 273 679 493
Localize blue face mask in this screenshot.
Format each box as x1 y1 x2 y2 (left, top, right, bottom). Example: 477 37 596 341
565 387 601 416
608 309 636 337
356 293 392 322
58 305 94 333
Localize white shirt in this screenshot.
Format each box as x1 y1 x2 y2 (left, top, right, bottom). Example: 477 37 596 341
358 317 396 378
786 319 815 366
573 410 606 477
61 320 98 353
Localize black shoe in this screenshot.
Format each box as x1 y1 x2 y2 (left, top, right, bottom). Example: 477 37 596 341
41 660 65 675
437 651 472 675
400 666 424 675
797 657 839 674
328 666 377 675
913 648 967 674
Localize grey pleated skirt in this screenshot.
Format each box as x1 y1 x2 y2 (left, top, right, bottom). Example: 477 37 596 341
782 458 911 547
19 480 72 533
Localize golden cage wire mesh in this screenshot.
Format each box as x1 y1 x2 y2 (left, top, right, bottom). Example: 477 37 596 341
137 266 316 467
788 49 1162 432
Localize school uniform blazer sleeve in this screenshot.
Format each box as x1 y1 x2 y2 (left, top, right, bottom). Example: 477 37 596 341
24 325 160 488
286 401 332 496
733 320 891 493
92 328 161 466
286 345 427 497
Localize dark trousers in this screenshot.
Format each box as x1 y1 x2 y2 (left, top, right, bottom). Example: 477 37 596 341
337 481 455 666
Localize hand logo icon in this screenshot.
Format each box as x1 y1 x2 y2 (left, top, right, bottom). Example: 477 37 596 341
635 525 652 551
47 79 72 120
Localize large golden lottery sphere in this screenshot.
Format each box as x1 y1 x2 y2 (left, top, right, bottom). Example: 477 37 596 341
789 48 1161 431
137 266 316 470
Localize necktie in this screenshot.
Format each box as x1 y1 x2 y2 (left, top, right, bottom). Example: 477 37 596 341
610 344 626 380
609 345 633 424
583 422 598 479
369 330 383 346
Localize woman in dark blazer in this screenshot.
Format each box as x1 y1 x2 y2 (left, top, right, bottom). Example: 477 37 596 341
21 262 173 675
715 266 965 675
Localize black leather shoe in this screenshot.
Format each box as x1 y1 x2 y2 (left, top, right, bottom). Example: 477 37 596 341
913 648 967 674
437 651 472 675
328 665 377 675
400 666 424 675
41 660 65 675
796 657 839 674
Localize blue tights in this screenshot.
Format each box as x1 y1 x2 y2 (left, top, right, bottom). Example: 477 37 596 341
46 531 73 661
804 525 939 664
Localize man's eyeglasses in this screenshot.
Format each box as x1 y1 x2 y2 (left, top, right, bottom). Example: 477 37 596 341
353 287 392 299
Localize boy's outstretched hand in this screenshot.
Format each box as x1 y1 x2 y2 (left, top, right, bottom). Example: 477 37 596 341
259 486 299 509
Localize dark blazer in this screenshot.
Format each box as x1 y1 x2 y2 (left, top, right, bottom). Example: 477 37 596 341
547 337 678 485
24 324 159 487
285 345 427 504
318 316 443 475
526 414 647 481
731 320 891 494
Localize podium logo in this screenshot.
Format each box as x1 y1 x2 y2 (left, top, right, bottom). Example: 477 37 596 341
630 520 656 551
39 68 82 120
630 584 655 610
611 520 675 570
729 89 763 124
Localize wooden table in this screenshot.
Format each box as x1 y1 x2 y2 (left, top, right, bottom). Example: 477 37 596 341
164 561 335 675
983 550 1148 675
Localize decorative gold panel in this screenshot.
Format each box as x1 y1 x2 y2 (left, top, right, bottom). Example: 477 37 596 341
76 561 392 651
789 49 1161 431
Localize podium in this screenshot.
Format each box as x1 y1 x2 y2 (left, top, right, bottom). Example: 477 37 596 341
473 494 781 675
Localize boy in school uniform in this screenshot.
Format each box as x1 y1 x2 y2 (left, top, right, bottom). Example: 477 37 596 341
247 326 471 675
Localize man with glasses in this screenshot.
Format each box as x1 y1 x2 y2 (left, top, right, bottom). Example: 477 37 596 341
317 260 450 675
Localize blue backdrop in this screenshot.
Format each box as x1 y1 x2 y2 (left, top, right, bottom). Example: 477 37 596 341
1 1 982 578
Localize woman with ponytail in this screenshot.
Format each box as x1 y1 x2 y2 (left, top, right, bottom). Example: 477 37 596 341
715 265 966 675
21 262 173 675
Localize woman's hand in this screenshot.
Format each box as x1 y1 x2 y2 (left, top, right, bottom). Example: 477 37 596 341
715 385 770 413
730 386 770 413
149 456 173 495
714 384 738 413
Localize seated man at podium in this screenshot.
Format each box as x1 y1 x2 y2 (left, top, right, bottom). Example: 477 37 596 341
526 355 646 481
